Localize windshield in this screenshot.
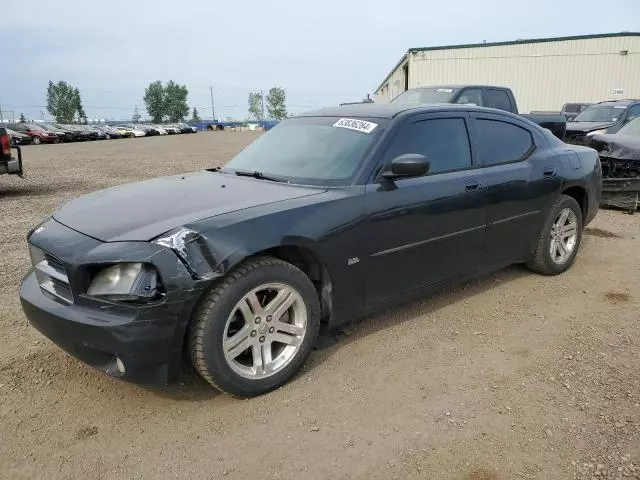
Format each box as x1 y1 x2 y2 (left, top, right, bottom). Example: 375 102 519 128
391 87 457 104
224 116 384 186
617 117 640 137
573 105 627 122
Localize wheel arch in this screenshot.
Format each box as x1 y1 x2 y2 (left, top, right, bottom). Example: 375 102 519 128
560 184 588 222
252 245 333 324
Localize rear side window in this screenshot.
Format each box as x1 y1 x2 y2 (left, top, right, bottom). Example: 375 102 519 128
384 118 472 174
475 119 533 166
482 90 512 112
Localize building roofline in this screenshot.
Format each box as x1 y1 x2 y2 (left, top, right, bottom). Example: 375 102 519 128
374 32 640 94
374 53 408 97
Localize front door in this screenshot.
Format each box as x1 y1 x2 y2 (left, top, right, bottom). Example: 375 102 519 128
364 113 487 305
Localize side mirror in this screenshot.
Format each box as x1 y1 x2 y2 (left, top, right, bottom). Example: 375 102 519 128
382 154 430 180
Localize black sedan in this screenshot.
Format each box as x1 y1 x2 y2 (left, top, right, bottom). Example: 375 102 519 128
42 124 76 142
20 104 601 397
6 128 33 146
565 99 640 145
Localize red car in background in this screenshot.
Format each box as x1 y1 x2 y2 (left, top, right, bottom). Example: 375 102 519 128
4 123 58 144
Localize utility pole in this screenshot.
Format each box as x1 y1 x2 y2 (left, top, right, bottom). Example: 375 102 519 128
260 90 265 120
0 96 3 121
209 87 215 121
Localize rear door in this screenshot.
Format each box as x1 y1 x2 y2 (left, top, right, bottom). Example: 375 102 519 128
364 112 488 304
468 112 561 263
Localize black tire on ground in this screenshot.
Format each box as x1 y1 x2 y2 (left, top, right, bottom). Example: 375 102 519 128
188 256 321 397
526 194 583 275
32 136 41 145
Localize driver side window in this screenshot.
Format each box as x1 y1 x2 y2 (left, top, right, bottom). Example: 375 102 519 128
383 118 472 175
627 104 640 121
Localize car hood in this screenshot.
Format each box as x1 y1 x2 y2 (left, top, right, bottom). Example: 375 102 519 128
590 134 640 160
53 171 325 242
566 121 614 133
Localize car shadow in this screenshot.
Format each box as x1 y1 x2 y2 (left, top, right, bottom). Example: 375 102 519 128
304 264 530 373
141 365 222 401
146 264 529 401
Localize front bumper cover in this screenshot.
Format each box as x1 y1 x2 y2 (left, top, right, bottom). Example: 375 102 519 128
19 219 209 385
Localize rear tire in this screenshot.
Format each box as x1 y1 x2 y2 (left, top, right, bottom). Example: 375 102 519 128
526 194 583 275
188 257 321 397
32 136 41 145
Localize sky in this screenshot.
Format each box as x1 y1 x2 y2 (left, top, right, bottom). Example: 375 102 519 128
2 0 639 122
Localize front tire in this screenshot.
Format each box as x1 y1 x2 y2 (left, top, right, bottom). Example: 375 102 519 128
189 257 321 397
526 194 583 275
32 136 42 145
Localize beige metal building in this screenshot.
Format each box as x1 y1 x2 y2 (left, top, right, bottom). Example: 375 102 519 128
374 32 640 113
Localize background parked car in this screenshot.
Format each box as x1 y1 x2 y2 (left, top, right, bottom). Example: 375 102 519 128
177 122 198 133
40 124 75 143
117 126 147 137
5 123 58 144
57 124 91 142
4 128 33 146
163 125 180 134
560 103 592 122
96 126 122 139
565 99 640 144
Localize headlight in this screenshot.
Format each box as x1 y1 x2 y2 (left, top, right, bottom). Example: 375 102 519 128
87 263 159 302
586 129 607 137
153 228 217 279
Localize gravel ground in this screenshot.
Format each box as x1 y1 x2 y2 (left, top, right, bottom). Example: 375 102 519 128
1 132 639 480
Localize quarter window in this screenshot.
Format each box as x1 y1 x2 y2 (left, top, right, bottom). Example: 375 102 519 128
475 119 533 166
384 118 472 175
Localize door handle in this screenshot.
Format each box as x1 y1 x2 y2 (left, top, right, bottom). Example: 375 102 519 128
543 166 558 177
464 179 484 192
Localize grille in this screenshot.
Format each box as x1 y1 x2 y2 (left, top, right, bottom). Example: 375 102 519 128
29 246 73 304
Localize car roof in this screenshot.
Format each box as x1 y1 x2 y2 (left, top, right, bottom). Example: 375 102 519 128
594 100 639 106
406 85 511 91
296 103 517 119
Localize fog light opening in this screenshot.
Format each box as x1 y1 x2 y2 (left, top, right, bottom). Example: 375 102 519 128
115 357 126 375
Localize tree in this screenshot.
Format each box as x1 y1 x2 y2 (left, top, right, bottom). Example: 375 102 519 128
46 80 86 123
165 81 189 122
19 113 26 123
266 87 287 120
191 107 201 122
132 105 141 123
143 81 166 123
248 91 264 121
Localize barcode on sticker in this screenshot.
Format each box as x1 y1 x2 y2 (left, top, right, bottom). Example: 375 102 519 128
333 118 378 133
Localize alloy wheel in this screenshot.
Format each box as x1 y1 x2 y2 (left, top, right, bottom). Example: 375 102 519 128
549 207 578 264
222 283 307 379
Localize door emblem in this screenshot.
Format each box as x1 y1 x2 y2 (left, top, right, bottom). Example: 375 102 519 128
347 257 360 266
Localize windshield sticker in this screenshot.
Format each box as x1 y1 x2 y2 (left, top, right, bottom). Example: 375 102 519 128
333 118 378 134
436 88 454 93
612 117 619 121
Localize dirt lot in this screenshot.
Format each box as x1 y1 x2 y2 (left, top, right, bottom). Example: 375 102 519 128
1 132 639 480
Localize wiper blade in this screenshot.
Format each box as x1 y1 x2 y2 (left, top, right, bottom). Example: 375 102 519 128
233 169 287 183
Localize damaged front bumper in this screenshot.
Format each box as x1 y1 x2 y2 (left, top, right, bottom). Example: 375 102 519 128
19 219 208 385
601 175 640 212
